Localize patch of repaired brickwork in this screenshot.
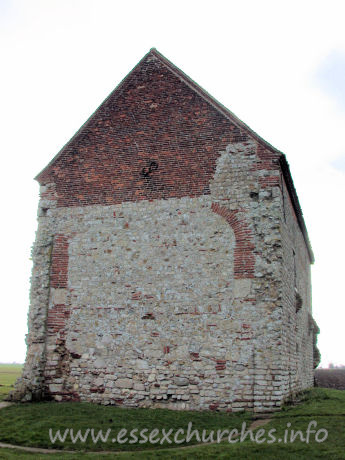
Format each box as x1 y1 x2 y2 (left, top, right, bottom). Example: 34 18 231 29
46 305 70 334
50 235 69 288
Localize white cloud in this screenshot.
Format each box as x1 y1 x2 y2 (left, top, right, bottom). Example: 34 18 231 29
315 50 345 112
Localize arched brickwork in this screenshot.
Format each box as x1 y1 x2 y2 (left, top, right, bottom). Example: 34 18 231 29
211 203 255 279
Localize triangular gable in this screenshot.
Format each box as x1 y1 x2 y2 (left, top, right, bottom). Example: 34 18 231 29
35 48 282 183
34 48 313 262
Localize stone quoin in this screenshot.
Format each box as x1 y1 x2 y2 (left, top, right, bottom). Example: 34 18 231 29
11 49 320 412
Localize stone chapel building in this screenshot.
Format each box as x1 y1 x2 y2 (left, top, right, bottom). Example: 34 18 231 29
12 49 320 412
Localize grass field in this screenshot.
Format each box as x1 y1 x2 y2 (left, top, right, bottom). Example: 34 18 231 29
0 364 22 401
0 366 344 459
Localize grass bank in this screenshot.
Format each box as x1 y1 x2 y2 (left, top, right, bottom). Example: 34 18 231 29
0 369 344 459
0 364 22 401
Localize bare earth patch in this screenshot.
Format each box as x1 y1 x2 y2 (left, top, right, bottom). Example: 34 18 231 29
315 369 345 390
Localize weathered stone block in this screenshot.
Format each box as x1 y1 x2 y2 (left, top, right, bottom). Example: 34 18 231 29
116 379 133 389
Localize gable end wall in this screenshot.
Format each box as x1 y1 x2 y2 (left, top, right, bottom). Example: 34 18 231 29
11 52 316 410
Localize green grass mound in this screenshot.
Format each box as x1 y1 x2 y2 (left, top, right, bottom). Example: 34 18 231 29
0 401 249 451
0 388 344 459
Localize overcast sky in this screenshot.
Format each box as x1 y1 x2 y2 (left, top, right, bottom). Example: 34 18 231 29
1 0 344 367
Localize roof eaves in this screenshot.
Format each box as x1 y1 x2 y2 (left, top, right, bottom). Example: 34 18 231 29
279 155 315 263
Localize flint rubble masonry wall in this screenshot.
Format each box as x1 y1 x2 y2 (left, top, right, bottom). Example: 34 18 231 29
16 140 314 411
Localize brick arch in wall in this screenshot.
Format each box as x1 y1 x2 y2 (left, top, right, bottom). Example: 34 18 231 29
211 203 255 279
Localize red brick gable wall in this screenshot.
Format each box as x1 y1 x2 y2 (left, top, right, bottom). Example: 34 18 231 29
38 55 252 207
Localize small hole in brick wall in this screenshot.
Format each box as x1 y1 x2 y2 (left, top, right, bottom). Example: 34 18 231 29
141 161 158 178
295 291 303 312
250 192 259 200
41 208 48 216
